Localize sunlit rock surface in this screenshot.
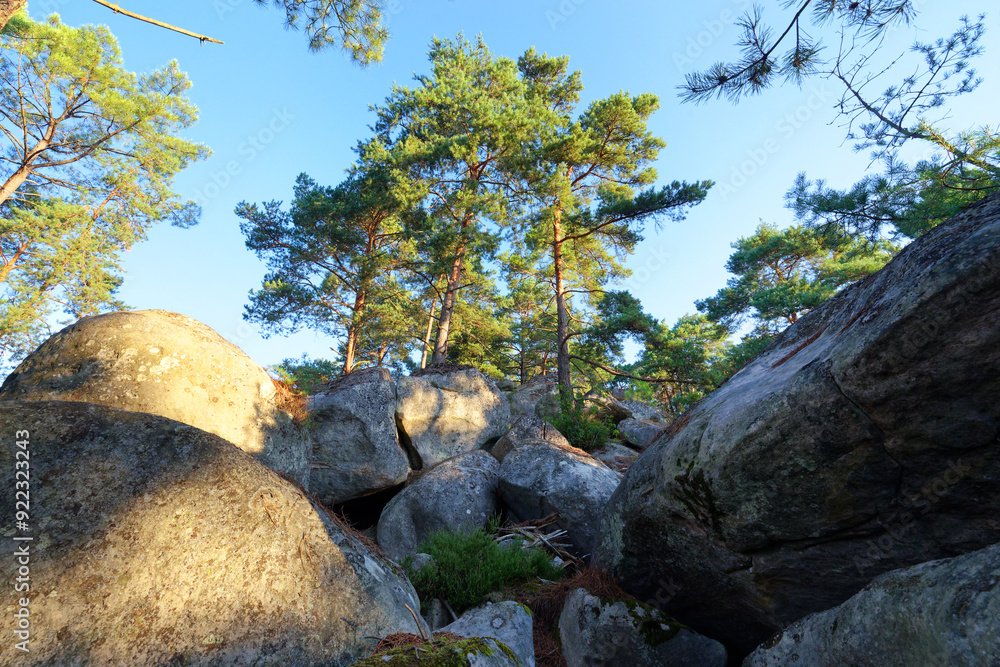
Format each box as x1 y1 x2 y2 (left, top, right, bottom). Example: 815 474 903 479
0 309 310 486
395 365 510 468
0 400 424 666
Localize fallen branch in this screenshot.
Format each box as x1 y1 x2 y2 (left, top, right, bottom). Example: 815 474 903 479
91 0 224 44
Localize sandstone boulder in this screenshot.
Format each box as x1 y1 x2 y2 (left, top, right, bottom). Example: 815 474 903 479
377 451 500 562
591 440 638 471
0 310 310 486
490 412 570 463
616 399 667 424
744 543 1000 666
617 418 663 449
442 601 535 667
0 400 425 666
396 365 510 468
507 375 560 419
595 195 1000 655
308 367 411 506
499 441 619 560
558 588 727 667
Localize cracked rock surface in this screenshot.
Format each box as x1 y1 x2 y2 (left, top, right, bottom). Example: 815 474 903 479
594 194 1000 657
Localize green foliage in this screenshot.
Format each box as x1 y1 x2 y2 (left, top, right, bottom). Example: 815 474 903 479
365 34 550 364
549 401 611 452
629 313 732 419
238 169 415 374
788 153 1000 241
679 1 920 103
252 0 388 64
517 48 712 403
404 521 563 613
270 355 339 394
696 222 897 336
0 13 207 363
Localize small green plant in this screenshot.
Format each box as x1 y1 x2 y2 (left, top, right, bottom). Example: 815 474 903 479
403 519 563 613
549 401 611 452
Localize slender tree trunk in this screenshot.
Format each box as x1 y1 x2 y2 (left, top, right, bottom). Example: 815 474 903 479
343 328 358 375
552 207 573 407
0 0 26 32
420 296 438 369
342 290 367 374
431 246 466 364
431 214 473 364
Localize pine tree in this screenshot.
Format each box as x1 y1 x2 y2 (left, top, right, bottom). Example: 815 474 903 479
520 48 713 403
365 35 548 364
238 168 413 374
0 14 207 362
696 222 897 335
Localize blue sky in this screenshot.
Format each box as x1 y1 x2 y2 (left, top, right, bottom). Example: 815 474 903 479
21 0 1000 370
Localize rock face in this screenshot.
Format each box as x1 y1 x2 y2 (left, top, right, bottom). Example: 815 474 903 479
377 451 500 562
442 601 535 667
616 399 667 424
490 412 570 463
396 365 510 468
744 543 1000 666
595 195 1000 655
499 441 620 559
308 367 411 506
617 418 663 449
0 310 310 487
558 588 727 667
0 400 425 666
507 375 560 419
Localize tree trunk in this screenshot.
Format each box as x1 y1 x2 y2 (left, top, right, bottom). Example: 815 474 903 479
419 296 438 369
0 0 26 32
431 214 473 364
342 290 367 374
431 246 466 364
553 207 573 407
342 327 358 375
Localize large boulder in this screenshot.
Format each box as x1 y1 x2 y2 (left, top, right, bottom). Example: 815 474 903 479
490 412 570 463
558 588 727 667
377 450 500 562
441 601 535 667
0 400 425 666
617 418 663 449
308 367 411 506
396 365 510 468
616 399 667 424
744 542 1000 666
595 195 1000 655
0 310 310 486
507 375 560 419
499 441 620 560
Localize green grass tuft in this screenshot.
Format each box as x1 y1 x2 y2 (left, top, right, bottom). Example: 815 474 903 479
549 402 611 452
403 519 564 613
